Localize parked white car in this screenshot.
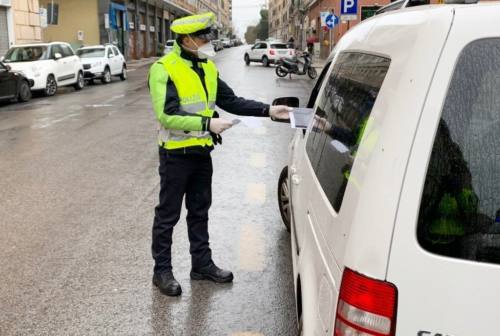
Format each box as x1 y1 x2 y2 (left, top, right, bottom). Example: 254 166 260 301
277 1 500 335
221 38 232 48
164 40 175 55
244 42 295 67
77 45 127 84
2 42 84 96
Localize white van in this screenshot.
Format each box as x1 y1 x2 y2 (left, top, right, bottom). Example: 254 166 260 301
276 2 500 335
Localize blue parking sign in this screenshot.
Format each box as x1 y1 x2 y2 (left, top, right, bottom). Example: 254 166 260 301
341 0 358 20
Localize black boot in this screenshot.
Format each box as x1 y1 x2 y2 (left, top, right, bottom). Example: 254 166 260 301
190 262 233 283
153 272 182 296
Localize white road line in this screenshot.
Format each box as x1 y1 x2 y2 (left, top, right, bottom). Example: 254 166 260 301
249 153 266 168
246 183 266 204
238 223 265 273
231 333 264 336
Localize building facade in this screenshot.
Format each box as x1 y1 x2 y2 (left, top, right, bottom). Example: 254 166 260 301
274 0 458 58
38 0 224 60
198 0 232 38
0 0 42 57
269 0 291 41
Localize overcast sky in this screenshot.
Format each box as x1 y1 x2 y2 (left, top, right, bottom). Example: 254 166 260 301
231 0 267 39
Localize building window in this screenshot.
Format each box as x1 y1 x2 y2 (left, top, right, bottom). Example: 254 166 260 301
47 3 59 25
361 6 380 20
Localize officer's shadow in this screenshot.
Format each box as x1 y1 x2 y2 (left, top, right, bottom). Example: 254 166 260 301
151 279 233 336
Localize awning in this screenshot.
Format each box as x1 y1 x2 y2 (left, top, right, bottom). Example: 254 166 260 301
109 2 129 31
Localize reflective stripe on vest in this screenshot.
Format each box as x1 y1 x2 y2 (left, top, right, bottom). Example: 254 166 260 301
159 52 218 150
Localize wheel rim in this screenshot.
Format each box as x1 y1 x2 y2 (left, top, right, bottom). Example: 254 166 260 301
105 70 111 82
122 68 127 78
20 84 30 100
263 57 268 66
46 77 56 95
279 177 290 223
78 74 84 87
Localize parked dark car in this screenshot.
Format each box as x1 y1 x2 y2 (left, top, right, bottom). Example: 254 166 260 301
0 62 33 103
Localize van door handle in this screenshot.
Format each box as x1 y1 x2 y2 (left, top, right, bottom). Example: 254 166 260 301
291 174 301 185
290 165 297 174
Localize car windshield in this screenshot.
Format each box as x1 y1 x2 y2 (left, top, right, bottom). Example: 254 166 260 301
77 48 105 58
4 46 48 62
271 44 288 49
166 41 174 46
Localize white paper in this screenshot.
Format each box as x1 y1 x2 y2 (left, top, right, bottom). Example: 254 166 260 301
290 108 315 129
330 140 349 153
240 117 263 129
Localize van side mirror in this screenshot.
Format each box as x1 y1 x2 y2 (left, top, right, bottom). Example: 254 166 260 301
4 64 11 71
54 53 62 60
272 97 300 107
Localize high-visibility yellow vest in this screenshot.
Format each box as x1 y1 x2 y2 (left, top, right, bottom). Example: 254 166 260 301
159 49 218 150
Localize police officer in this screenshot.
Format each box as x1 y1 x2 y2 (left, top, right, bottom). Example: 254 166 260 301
148 12 291 296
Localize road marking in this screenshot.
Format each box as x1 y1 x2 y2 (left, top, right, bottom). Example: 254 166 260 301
253 127 267 135
246 183 266 204
238 224 265 272
249 153 266 168
231 333 264 336
31 113 80 129
84 104 113 108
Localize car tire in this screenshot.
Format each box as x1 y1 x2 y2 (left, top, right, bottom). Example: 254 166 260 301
17 80 31 102
102 67 112 84
74 71 84 90
278 166 291 232
44 75 57 97
120 65 127 81
244 54 250 66
262 56 269 67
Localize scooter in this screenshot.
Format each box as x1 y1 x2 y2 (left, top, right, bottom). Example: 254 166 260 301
275 51 317 79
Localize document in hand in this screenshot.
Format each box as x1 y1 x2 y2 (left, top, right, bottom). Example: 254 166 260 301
289 108 315 129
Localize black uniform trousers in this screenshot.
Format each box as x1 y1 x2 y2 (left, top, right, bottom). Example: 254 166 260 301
152 147 213 274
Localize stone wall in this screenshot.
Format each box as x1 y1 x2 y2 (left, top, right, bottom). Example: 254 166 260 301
13 0 42 44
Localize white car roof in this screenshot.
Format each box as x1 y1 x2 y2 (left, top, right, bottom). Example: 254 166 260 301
78 45 106 50
10 42 69 48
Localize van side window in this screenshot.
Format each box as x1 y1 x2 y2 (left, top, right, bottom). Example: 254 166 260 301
306 52 390 212
307 61 332 108
417 38 500 265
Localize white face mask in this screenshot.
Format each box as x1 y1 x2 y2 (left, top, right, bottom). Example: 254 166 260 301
188 35 216 60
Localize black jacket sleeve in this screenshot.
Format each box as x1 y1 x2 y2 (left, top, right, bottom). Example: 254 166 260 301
216 77 270 117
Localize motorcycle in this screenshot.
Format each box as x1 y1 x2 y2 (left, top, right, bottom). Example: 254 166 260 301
275 51 317 79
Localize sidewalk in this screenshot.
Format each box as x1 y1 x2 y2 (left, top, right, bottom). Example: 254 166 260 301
312 56 328 70
127 57 159 69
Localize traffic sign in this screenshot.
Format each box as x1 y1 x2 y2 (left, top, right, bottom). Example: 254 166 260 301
320 11 330 27
341 0 358 21
325 14 339 29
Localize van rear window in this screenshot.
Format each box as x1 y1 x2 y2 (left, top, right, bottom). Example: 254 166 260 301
417 39 500 264
271 44 288 49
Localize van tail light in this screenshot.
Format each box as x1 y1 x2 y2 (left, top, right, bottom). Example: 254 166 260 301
270 49 276 55
334 268 398 336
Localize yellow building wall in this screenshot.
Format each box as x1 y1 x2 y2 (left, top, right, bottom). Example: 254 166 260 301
39 0 99 49
13 0 42 44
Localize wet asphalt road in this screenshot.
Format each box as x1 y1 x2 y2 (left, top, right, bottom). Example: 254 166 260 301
0 46 315 336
